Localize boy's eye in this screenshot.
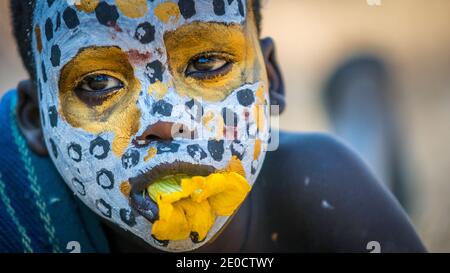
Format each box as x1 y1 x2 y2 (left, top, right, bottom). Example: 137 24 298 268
74 74 125 105
185 54 232 79
77 74 124 93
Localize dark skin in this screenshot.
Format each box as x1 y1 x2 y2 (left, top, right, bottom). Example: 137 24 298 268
16 38 426 253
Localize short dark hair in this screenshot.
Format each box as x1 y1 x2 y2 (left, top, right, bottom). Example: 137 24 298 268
10 0 263 79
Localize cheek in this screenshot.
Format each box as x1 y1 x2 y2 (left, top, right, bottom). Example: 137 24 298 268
41 107 137 224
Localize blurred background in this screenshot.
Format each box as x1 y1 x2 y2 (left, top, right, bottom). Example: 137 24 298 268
1 0 449 252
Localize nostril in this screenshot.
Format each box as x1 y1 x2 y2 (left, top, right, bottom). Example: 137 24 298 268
134 121 175 147
146 134 161 142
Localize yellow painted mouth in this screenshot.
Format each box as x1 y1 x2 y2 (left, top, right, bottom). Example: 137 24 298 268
147 172 251 242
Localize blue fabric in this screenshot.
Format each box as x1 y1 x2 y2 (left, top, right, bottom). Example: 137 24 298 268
0 90 110 253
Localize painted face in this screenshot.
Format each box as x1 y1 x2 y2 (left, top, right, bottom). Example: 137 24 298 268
33 0 270 252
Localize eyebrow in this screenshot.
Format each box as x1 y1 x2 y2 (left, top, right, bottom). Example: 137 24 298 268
164 21 246 48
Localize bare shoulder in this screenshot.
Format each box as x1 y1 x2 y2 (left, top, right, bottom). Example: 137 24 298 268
261 131 368 187
255 131 426 252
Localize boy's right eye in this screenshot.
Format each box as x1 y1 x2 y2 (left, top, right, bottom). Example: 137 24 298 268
75 73 124 104
77 74 124 93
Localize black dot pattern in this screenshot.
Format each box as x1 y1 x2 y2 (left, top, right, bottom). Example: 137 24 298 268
63 7 80 29
89 136 110 160
50 44 61 67
96 199 112 218
145 60 163 84
187 144 207 161
152 100 173 117
72 178 86 196
67 143 82 163
120 208 137 227
96 169 114 190
213 0 226 16
49 138 58 158
55 12 61 31
157 142 180 154
178 0 196 19
208 140 225 161
45 18 53 41
95 2 119 27
230 140 245 160
134 22 155 44
48 106 58 127
122 149 140 169
237 89 255 106
41 61 47 83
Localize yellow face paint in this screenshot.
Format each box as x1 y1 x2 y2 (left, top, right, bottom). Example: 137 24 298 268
120 181 131 197
252 83 268 132
59 47 142 156
34 25 43 53
253 139 262 160
164 22 261 102
202 110 224 140
75 0 99 13
154 2 181 24
144 147 158 162
115 0 148 18
147 81 169 99
222 156 246 177
202 111 214 128
253 104 266 132
255 84 266 104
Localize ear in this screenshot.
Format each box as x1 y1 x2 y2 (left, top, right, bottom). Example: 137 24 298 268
260 37 286 115
16 80 48 156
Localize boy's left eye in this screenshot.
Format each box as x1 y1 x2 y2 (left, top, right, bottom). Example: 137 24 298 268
185 54 232 79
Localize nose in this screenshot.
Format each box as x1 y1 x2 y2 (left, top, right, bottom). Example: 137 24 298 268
134 121 196 146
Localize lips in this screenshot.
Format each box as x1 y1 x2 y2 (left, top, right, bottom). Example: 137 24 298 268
129 161 217 223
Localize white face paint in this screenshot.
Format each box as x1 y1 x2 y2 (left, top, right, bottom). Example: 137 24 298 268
33 0 270 252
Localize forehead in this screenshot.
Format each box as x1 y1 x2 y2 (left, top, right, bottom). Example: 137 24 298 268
33 0 249 47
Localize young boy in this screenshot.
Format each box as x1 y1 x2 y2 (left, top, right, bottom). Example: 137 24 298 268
0 0 425 253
